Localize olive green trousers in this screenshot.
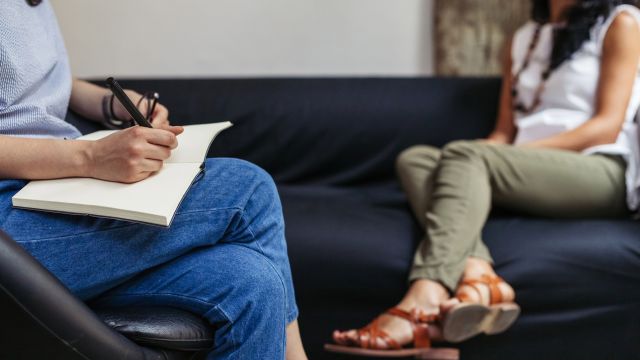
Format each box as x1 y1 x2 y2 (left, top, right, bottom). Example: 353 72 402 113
396 140 629 291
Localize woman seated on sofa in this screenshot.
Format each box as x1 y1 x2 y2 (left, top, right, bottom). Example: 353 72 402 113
330 0 640 356
0 1 307 359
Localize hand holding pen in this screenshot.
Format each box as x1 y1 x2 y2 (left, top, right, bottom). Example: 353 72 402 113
80 77 185 183
106 77 153 127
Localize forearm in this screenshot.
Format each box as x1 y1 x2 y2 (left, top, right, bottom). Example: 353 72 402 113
521 117 620 151
70 79 145 122
69 79 110 122
0 135 91 180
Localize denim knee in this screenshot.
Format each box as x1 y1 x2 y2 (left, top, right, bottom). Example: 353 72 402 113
197 244 288 359
219 158 273 182
244 253 287 311
245 161 279 200
224 246 287 339
210 158 279 203
235 160 282 214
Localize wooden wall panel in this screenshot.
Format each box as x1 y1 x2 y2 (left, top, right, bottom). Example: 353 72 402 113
435 0 531 76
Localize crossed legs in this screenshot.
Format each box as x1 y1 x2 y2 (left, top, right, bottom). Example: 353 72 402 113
334 140 628 349
8 159 307 359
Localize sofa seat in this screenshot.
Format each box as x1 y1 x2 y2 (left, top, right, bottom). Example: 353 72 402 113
279 182 640 360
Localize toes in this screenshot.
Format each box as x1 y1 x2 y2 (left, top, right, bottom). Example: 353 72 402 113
332 330 346 345
347 330 362 345
498 282 516 302
333 329 359 346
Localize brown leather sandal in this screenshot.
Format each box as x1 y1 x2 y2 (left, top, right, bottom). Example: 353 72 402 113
325 308 459 359
441 274 520 343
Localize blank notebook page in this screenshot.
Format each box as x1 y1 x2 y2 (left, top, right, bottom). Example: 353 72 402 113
12 163 201 226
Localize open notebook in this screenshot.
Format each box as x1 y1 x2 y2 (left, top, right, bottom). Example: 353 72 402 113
12 122 233 227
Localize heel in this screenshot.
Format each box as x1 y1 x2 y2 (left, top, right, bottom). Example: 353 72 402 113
442 303 490 343
484 303 520 335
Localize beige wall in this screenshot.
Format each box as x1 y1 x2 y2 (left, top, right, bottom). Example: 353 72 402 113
51 0 434 78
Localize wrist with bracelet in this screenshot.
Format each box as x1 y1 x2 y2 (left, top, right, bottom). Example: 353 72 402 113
102 91 159 130
101 93 134 129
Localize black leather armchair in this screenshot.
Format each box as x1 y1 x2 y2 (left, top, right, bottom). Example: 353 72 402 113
0 230 214 359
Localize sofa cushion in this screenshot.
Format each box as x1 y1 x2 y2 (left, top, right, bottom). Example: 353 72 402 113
280 183 420 303
283 183 640 308
115 78 499 186
281 183 640 360
483 218 640 310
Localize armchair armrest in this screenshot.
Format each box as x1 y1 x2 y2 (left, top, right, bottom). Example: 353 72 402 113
0 230 167 359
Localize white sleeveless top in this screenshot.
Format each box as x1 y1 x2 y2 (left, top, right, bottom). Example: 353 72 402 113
512 5 640 210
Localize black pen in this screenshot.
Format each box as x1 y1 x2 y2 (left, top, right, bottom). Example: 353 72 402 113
106 77 153 128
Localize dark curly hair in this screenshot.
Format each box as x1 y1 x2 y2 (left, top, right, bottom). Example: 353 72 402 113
532 0 640 71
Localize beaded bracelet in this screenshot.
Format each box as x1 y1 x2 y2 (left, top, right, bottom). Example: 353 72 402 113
101 94 134 129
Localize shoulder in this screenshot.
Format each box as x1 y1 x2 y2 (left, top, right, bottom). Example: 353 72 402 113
600 6 640 47
603 11 640 50
609 11 640 32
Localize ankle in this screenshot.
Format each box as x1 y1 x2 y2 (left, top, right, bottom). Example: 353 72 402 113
463 257 495 279
398 279 450 312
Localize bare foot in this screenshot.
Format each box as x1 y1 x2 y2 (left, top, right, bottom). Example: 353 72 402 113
455 257 515 304
333 279 451 349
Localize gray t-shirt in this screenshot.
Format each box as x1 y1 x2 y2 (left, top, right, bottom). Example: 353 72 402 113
0 0 81 139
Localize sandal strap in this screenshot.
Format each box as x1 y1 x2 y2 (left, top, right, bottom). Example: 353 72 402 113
374 327 401 350
385 307 434 349
386 307 438 324
343 307 436 350
459 274 505 305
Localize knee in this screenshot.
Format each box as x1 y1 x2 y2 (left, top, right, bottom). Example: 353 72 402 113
241 160 274 185
210 158 280 206
238 160 277 194
254 261 286 307
243 162 282 213
441 140 484 161
396 145 439 173
235 250 287 316
210 245 288 345
209 158 274 185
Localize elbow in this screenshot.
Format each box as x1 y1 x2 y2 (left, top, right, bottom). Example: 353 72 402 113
595 129 620 146
588 119 623 147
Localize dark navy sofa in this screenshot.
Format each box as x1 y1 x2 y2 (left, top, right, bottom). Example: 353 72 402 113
25 78 640 359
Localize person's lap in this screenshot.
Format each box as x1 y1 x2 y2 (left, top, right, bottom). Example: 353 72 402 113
0 157 298 357
91 241 291 357
399 141 629 218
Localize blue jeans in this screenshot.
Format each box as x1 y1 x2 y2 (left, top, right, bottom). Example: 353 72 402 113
0 158 298 360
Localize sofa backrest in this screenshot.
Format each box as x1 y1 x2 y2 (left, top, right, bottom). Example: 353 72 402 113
80 78 501 186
